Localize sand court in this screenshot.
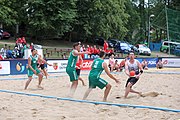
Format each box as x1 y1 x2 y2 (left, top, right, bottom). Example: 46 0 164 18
0 68 180 120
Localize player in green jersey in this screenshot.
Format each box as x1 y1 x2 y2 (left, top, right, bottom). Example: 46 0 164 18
83 51 120 101
24 49 52 90
66 42 89 97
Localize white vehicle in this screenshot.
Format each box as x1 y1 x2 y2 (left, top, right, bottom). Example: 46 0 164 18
136 44 151 56
34 44 42 49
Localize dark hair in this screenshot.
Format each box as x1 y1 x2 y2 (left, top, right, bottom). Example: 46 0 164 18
73 42 80 48
31 48 36 52
99 51 106 58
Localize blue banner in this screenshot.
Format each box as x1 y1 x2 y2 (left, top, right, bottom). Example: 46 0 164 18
10 59 28 75
141 58 158 68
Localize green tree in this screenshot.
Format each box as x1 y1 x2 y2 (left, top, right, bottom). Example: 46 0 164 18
76 0 129 41
26 0 77 38
124 0 140 44
0 0 17 26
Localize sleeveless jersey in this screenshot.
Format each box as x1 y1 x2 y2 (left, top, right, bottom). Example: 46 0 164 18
89 58 104 79
66 50 78 68
29 55 38 69
127 59 139 75
76 57 82 69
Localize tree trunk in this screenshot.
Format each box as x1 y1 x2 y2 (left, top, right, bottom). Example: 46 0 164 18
69 32 72 42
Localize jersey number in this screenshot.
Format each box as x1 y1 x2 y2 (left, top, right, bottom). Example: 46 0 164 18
93 61 99 68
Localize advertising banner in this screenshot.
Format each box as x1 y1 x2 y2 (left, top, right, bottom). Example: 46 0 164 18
162 58 180 67
143 58 158 68
47 60 68 72
0 61 10 75
10 59 28 75
81 59 93 70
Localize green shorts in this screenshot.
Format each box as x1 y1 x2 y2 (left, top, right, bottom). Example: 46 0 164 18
66 67 78 82
27 68 41 77
89 76 108 89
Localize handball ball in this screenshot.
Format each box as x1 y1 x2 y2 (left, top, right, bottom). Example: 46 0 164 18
130 71 135 77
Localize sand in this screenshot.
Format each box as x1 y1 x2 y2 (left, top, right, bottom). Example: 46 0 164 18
0 68 180 120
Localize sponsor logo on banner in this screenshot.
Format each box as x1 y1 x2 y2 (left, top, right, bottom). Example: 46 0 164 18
148 60 156 65
144 58 158 68
81 60 93 70
16 62 26 73
47 60 68 72
81 59 124 70
53 63 58 70
0 61 10 75
59 62 67 69
162 58 180 67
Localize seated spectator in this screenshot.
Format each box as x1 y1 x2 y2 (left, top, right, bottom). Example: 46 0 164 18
114 60 120 72
156 59 163 69
13 47 21 58
141 59 148 70
119 57 128 71
109 53 115 72
6 49 14 59
0 46 7 59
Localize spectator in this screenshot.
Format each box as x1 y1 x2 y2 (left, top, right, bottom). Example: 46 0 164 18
103 40 108 53
16 38 22 44
30 43 34 50
63 53 67 59
21 43 28 58
119 57 128 71
6 49 14 59
141 59 148 70
114 60 120 72
156 59 163 69
109 53 115 72
21 37 27 44
12 47 20 58
87 45 92 58
0 45 7 59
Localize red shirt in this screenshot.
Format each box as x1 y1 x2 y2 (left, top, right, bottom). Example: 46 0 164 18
76 59 83 69
22 37 26 44
94 48 98 54
0 55 3 60
87 47 91 54
91 47 94 54
103 41 108 51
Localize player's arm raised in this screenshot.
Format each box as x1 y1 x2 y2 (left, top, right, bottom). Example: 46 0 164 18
38 56 52 66
103 62 120 84
73 50 90 56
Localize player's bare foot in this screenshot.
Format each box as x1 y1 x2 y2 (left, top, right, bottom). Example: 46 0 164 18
103 99 107 102
37 85 44 89
138 92 143 96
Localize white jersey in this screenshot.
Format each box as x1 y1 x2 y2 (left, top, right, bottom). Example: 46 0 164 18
127 59 139 74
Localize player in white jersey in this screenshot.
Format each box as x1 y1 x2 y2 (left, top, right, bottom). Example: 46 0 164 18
124 52 143 98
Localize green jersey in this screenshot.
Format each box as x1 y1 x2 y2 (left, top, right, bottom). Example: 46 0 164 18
89 58 104 79
29 55 38 69
66 50 78 68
